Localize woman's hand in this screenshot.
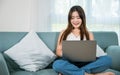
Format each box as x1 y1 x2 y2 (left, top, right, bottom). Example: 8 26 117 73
56 49 62 57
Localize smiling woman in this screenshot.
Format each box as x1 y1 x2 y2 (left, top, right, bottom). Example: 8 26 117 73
52 5 115 75
71 11 82 28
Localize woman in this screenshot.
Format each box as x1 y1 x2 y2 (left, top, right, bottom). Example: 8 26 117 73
52 5 114 75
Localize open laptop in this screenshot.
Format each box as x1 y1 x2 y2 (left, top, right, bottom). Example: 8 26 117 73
62 40 96 62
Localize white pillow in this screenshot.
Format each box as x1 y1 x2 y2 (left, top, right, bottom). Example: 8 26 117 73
4 31 56 72
96 45 107 57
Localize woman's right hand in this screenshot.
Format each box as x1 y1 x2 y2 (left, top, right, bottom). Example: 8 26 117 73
56 49 62 57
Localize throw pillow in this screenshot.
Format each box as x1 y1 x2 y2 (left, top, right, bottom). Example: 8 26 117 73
4 31 56 72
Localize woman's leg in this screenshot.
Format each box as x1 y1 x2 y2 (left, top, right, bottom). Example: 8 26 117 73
52 59 85 75
81 55 112 74
52 55 112 75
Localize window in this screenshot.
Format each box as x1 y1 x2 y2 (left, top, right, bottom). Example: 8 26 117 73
50 0 120 44
50 0 86 31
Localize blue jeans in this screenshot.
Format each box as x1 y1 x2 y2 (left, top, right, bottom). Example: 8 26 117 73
52 55 112 75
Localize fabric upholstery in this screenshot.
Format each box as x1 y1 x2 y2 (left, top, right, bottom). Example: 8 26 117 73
0 32 119 75
106 46 120 71
93 32 118 51
0 52 9 75
10 69 57 75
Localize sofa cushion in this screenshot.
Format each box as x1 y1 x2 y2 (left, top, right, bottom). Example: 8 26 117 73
105 69 120 75
10 69 57 75
3 53 23 72
0 53 10 75
4 31 56 72
106 45 120 71
36 69 58 75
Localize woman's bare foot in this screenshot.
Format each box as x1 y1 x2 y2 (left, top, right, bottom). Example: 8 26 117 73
85 72 115 75
58 73 62 75
95 72 115 75
85 72 94 75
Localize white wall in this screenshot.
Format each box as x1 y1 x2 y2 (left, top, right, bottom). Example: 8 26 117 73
37 0 51 32
0 0 50 32
0 0 31 31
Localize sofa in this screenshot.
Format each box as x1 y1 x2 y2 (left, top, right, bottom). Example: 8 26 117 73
0 31 120 75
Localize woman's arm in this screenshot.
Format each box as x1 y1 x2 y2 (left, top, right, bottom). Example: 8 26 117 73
56 30 64 57
89 32 94 40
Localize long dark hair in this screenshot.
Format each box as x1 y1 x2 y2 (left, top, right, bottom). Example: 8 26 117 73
60 5 90 43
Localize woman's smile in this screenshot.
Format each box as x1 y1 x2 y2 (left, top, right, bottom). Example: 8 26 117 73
71 11 82 28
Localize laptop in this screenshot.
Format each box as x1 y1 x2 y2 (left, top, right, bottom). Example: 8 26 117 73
62 40 96 62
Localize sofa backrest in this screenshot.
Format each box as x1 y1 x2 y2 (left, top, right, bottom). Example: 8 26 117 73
93 32 119 51
0 32 59 52
0 31 119 72
0 32 118 52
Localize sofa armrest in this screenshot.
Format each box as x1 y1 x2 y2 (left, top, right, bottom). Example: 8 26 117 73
0 52 10 75
106 45 120 71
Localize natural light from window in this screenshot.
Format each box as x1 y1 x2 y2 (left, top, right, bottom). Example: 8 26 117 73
50 0 120 44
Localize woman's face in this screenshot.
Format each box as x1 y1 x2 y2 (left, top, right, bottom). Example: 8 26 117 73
70 11 82 29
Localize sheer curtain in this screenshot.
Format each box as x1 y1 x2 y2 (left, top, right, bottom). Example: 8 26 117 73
50 0 86 31
50 0 120 44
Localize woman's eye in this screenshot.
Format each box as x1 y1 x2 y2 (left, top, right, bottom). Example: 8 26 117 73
77 17 80 19
71 17 74 19
71 17 80 19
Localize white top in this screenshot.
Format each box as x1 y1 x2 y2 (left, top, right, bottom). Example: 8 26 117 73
66 33 107 57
